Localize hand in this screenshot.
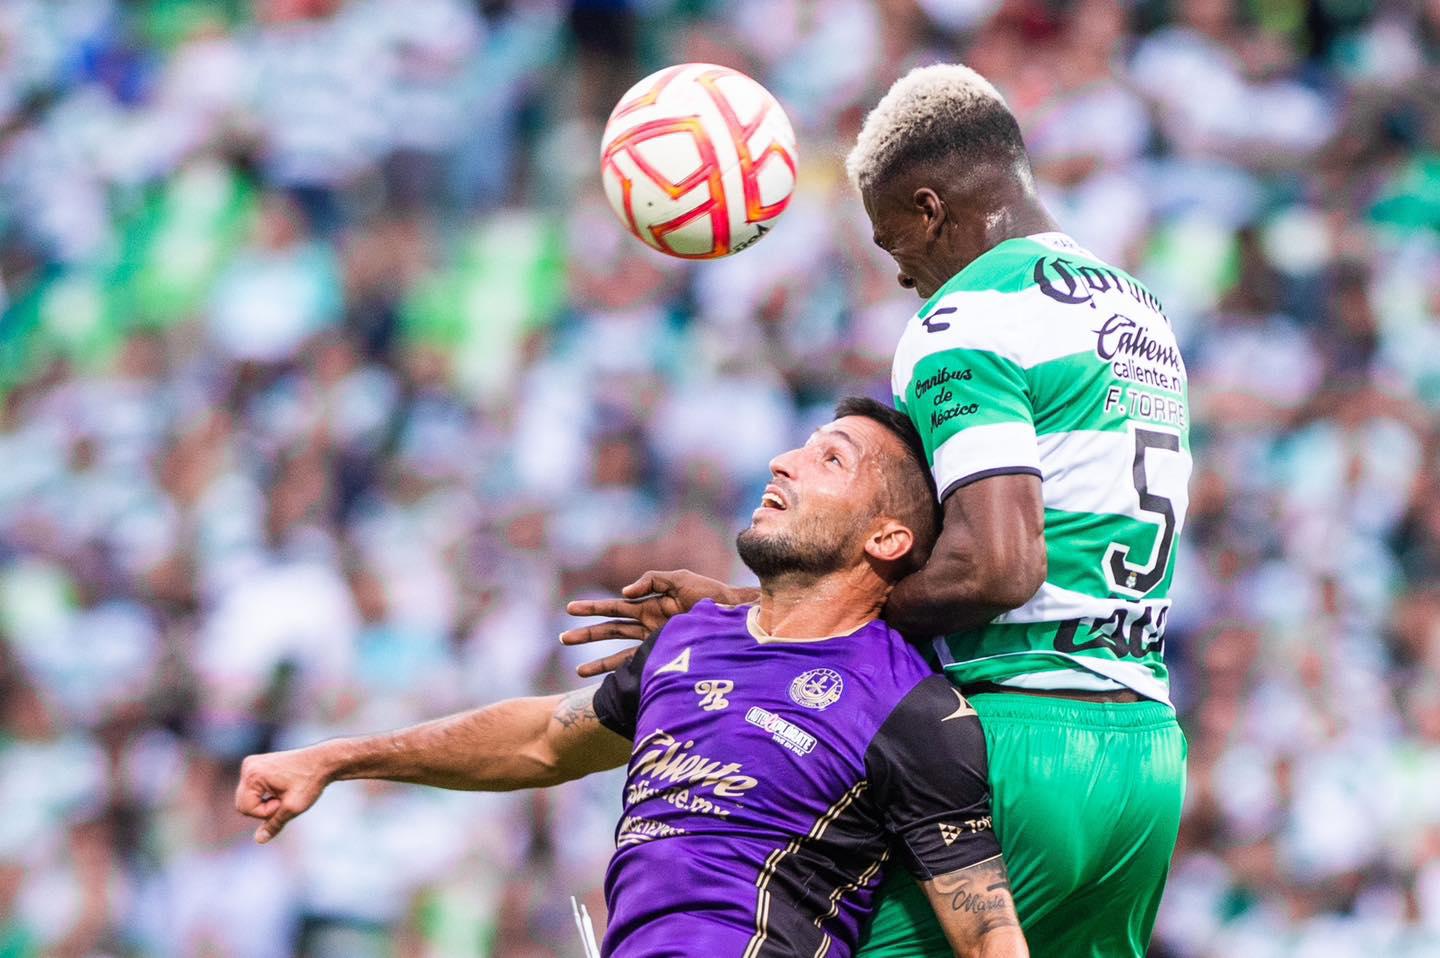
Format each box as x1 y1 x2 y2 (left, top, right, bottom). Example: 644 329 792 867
234 745 336 844
561 570 748 678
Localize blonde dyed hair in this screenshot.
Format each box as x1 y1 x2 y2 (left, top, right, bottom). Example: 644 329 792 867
845 63 1023 194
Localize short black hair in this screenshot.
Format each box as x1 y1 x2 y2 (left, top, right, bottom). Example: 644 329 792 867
832 396 941 572
891 105 1026 191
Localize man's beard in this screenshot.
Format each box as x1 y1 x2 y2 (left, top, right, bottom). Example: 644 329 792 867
736 512 865 584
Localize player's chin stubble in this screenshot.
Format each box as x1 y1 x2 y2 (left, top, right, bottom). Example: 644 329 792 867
735 515 863 583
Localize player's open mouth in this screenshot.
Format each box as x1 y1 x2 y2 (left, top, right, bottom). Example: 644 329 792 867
760 487 787 510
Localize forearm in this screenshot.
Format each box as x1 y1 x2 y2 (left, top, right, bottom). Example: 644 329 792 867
923 856 1028 958
972 932 1029 958
884 554 1022 637
236 688 629 843
322 691 607 791
884 476 1046 637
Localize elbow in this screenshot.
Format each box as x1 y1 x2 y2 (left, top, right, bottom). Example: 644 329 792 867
520 731 611 789
479 741 567 792
521 742 568 788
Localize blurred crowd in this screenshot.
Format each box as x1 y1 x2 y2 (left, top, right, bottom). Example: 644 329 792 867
0 0 1437 955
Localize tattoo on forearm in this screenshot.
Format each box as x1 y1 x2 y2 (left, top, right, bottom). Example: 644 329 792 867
555 688 598 730
946 886 1009 915
931 857 1021 934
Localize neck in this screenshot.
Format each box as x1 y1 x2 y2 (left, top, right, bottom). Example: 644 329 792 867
979 194 1058 250
752 565 889 639
956 167 1059 273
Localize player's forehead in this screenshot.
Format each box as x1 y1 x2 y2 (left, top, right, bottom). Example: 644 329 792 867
806 416 891 460
861 188 888 238
860 187 880 223
861 185 911 248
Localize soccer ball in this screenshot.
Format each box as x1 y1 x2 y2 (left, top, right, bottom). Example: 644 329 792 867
600 63 797 259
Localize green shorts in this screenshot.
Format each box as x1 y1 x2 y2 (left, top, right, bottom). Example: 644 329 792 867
858 692 1186 958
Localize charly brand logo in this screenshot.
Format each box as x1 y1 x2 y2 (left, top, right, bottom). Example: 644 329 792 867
921 305 956 333
789 668 843 710
938 823 963 846
694 679 734 711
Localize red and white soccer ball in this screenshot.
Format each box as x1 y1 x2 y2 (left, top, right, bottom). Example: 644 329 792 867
600 63 798 259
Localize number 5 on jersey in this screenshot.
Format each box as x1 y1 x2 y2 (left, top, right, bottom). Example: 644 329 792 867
1104 425 1184 600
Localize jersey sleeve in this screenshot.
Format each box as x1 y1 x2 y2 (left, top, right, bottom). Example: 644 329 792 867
863 675 1001 879
893 305 1041 500
591 636 658 740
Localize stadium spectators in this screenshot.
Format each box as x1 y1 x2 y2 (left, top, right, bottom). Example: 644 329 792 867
0 1 1436 955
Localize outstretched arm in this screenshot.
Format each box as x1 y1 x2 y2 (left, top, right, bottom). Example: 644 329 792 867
922 856 1028 957
235 687 630 844
324 686 627 790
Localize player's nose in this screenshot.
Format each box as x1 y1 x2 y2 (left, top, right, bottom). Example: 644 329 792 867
897 272 916 290
769 448 800 479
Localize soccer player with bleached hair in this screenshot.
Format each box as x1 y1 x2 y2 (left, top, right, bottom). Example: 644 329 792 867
568 64 1190 958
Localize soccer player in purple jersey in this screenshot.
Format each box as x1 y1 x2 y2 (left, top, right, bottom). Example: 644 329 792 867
235 398 1027 958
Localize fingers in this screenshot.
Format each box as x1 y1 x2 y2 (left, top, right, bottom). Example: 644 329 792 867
236 754 323 845
235 768 296 844
620 571 656 598
559 619 649 646
622 570 679 598
237 772 295 844
566 598 650 620
576 647 641 678
236 780 264 818
235 764 276 819
255 801 300 845
238 791 279 820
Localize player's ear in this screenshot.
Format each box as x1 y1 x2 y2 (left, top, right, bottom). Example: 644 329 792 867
912 188 945 240
865 519 915 566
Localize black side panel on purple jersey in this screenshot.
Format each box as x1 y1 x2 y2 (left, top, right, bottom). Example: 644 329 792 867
592 636 657 740
863 674 1001 879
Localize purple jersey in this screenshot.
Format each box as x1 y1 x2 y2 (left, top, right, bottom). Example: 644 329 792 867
592 600 999 958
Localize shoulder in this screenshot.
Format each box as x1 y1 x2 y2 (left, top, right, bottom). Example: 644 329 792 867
878 674 974 729
863 675 989 785
640 599 748 678
892 238 1098 388
870 621 934 684
662 598 748 636
842 622 935 707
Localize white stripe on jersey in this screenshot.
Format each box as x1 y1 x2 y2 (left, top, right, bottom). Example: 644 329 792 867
994 581 1172 626
932 421 1042 493
890 286 1099 390
1038 429 1192 525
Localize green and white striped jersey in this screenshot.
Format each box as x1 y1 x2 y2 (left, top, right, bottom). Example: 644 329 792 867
892 232 1190 705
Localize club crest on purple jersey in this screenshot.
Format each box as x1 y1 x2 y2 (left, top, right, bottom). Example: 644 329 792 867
789 668 844 710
